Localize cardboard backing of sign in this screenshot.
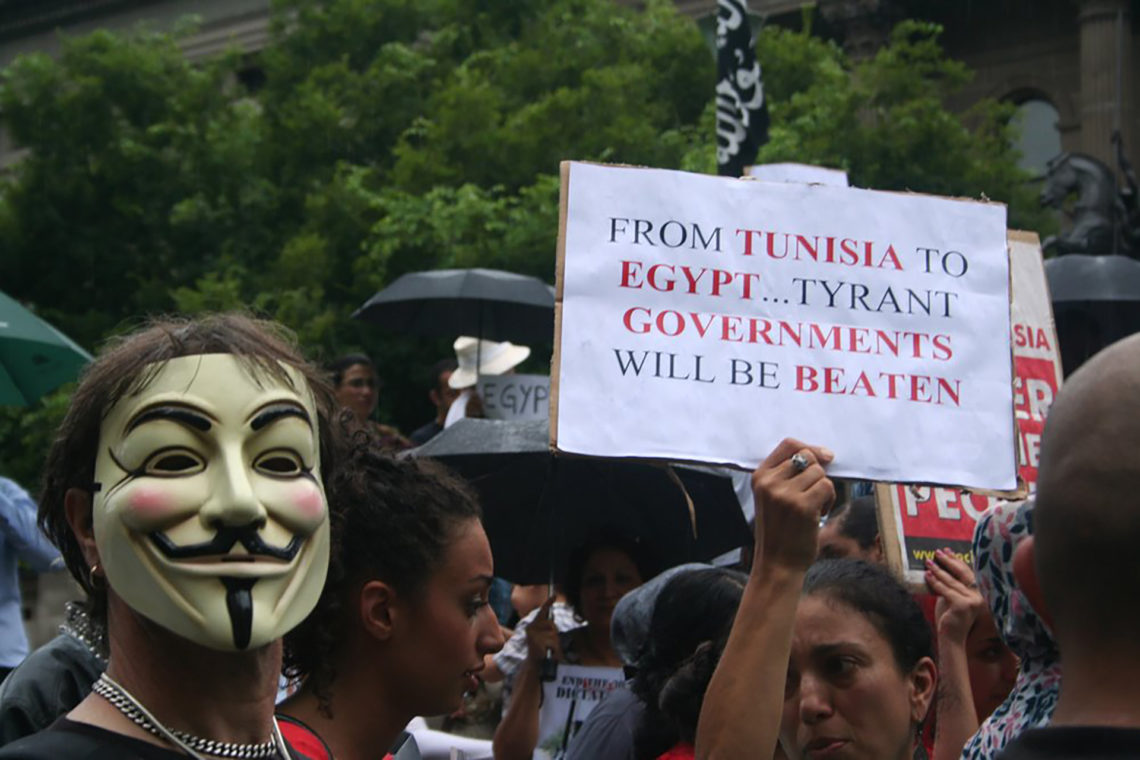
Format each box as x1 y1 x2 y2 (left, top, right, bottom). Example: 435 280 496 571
877 231 1061 587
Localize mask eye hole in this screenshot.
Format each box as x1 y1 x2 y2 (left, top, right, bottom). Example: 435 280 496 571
144 450 204 476
255 450 303 477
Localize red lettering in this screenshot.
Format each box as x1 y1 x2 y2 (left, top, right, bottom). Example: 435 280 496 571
936 377 961 406
932 334 953 360
850 372 877 397
823 367 844 394
646 264 675 292
622 307 650 334
721 315 743 342
710 269 733 296
795 365 819 392
910 374 933 403
655 310 684 336
880 244 903 270
690 312 715 338
620 260 643 288
736 228 759 256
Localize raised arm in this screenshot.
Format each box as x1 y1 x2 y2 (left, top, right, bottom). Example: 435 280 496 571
492 596 562 760
926 549 986 760
695 438 834 760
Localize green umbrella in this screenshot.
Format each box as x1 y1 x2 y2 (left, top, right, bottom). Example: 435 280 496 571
0 291 91 406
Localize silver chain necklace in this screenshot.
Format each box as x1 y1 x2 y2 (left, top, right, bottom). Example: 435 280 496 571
92 673 286 759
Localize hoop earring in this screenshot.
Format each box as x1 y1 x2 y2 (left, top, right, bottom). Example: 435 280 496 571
89 563 104 589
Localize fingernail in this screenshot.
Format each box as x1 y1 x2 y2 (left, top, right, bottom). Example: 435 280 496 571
925 559 934 568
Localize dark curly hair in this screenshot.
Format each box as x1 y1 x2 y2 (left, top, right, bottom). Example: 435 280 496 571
632 568 746 759
803 559 933 674
38 312 338 623
282 437 482 715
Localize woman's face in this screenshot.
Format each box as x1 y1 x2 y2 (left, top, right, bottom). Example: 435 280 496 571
577 547 642 633
335 363 377 421
780 594 935 760
966 611 1018 721
394 519 505 715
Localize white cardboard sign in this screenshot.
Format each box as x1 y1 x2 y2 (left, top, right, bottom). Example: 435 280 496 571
476 374 551 422
535 665 625 760
553 162 1016 490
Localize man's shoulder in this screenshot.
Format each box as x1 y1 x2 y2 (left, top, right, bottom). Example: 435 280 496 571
0 718 181 759
999 725 1140 759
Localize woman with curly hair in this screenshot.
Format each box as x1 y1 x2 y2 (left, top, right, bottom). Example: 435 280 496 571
277 439 505 759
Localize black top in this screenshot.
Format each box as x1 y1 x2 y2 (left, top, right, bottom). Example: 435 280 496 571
0 633 104 747
998 726 1140 759
409 420 443 446
0 717 306 759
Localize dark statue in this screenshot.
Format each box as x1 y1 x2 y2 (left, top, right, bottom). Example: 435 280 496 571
1039 132 1140 256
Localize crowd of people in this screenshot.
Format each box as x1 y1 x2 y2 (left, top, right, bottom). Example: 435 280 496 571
0 310 1132 760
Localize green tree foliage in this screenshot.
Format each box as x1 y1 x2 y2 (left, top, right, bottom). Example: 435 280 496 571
0 2 1047 486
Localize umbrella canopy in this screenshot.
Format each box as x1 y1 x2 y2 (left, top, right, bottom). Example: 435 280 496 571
0 292 91 406
352 268 555 345
410 418 751 584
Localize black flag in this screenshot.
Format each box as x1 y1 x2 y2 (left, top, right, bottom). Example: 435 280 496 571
716 0 769 177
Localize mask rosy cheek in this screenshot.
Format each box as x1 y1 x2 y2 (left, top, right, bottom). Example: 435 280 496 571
290 482 327 522
122 486 179 527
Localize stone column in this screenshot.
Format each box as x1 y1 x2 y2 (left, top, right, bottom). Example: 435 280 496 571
1078 0 1134 169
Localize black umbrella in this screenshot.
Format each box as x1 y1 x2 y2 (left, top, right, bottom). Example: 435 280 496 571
409 418 751 584
1045 254 1140 374
352 268 555 345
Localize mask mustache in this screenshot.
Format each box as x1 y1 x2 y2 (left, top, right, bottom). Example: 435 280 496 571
148 524 302 562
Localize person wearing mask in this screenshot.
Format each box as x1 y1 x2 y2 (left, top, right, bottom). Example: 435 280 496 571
0 313 338 759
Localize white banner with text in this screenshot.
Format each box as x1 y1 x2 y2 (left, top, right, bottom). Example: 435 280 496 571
553 162 1016 490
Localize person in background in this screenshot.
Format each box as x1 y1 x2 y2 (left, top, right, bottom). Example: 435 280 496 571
816 495 882 563
997 334 1140 758
632 568 749 760
926 549 1018 760
0 478 61 682
328 353 410 451
694 439 938 760
443 338 530 428
278 438 504 760
409 359 459 446
565 563 715 760
492 532 647 760
963 500 1059 759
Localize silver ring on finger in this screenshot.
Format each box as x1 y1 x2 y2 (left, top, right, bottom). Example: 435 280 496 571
790 452 811 473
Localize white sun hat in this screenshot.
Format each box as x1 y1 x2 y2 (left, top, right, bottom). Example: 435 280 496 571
448 336 531 389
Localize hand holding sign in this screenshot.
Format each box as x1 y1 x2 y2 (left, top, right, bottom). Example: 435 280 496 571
751 438 836 574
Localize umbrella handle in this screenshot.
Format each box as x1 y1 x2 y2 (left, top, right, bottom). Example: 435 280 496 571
539 649 558 682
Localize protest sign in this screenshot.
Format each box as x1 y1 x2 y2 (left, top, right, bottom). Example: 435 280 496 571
535 664 624 760
552 161 1016 490
476 374 550 422
876 231 1062 584
747 162 849 187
